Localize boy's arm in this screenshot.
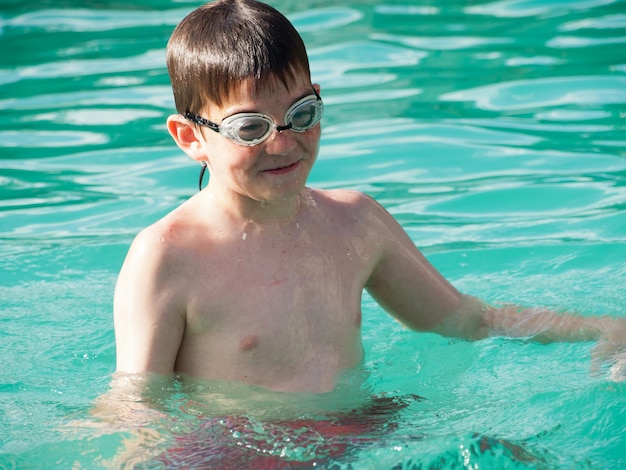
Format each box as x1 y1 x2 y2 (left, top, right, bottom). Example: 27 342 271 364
114 229 186 376
363 196 626 347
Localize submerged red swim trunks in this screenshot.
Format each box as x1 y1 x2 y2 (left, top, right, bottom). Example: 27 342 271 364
148 394 424 469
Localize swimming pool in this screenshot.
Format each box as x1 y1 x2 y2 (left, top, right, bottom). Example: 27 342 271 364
1 0 625 467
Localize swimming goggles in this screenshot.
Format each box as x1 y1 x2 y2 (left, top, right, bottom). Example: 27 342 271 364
184 91 324 147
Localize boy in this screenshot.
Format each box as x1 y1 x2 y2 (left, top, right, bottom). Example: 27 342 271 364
114 0 625 394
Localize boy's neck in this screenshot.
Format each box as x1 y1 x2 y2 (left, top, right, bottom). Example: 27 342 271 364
203 185 304 225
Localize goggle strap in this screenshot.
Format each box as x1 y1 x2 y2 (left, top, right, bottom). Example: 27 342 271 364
198 160 208 191
276 123 292 132
185 112 219 132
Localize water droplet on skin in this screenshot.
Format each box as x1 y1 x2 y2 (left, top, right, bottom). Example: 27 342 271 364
242 232 247 240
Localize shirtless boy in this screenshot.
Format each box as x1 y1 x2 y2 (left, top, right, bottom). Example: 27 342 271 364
114 0 625 394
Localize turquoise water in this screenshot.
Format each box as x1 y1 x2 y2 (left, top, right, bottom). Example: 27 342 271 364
1 0 625 467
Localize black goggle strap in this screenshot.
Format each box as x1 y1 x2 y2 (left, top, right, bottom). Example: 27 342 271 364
185 112 218 131
198 160 208 191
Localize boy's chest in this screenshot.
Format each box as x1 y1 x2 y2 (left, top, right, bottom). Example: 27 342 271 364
184 232 366 340
173 223 369 389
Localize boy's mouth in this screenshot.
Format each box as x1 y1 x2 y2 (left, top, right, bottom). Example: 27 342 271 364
262 160 301 175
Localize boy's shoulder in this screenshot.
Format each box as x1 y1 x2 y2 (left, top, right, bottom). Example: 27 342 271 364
308 187 389 221
127 196 208 261
308 187 376 209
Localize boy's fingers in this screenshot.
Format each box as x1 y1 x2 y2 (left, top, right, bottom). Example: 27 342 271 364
609 355 626 382
591 338 626 382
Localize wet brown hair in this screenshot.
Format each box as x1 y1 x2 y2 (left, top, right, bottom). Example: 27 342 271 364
166 0 311 114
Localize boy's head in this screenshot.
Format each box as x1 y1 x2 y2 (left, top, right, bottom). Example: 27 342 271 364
166 0 311 115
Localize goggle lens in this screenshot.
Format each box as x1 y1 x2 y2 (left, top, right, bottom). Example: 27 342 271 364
289 96 324 132
225 116 273 145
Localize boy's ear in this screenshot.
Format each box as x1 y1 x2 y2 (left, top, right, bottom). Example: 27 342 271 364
313 83 321 95
166 114 206 162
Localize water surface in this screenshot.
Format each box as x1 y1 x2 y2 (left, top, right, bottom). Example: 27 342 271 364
1 0 625 468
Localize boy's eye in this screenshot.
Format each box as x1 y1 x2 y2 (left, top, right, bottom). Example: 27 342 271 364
291 107 315 128
236 118 270 140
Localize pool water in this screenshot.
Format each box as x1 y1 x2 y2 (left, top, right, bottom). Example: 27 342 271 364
1 0 625 468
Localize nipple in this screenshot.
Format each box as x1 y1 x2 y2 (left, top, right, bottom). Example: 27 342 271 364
240 335 259 351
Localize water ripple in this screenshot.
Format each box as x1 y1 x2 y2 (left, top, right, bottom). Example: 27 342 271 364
290 7 363 32
23 108 163 126
465 0 616 18
419 182 625 220
440 75 626 110
0 50 164 86
0 130 108 147
547 35 626 48
372 33 513 50
560 13 626 30
5 8 189 32
311 40 427 72
0 85 173 111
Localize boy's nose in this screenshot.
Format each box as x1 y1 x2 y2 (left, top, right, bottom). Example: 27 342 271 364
265 127 298 155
